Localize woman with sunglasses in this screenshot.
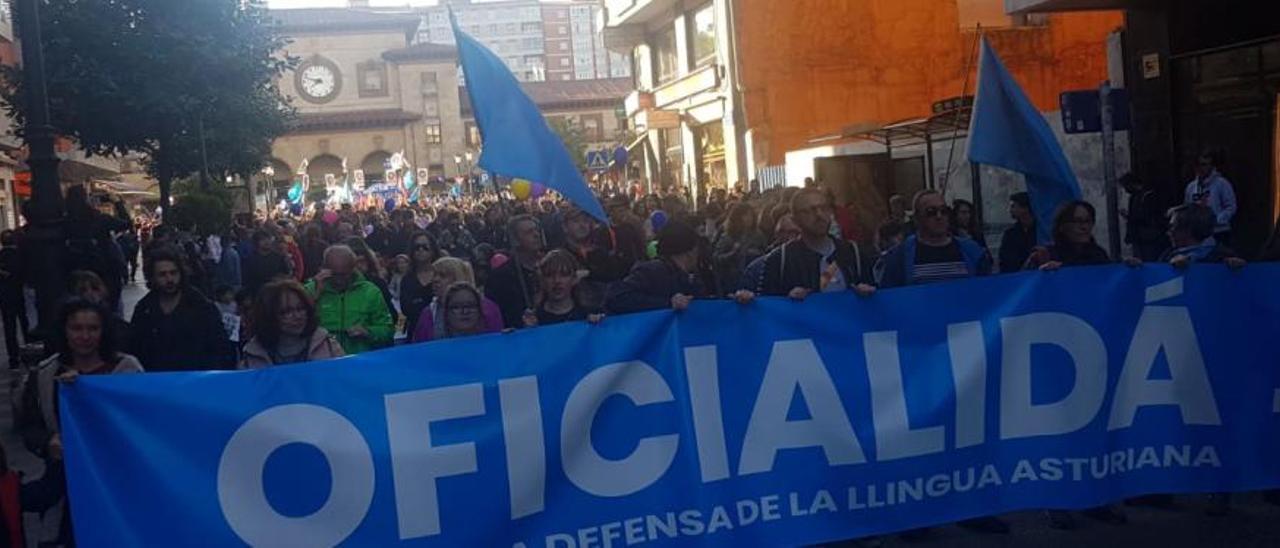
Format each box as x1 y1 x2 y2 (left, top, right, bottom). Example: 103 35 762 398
400 232 441 337
240 280 344 368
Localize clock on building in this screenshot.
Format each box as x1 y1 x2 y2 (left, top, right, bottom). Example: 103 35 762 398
295 57 342 104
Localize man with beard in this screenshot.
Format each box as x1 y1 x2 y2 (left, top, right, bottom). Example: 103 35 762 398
129 249 236 371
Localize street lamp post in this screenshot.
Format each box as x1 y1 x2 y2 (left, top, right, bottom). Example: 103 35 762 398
14 0 68 337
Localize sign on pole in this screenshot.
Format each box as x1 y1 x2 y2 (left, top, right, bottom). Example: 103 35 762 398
585 150 610 172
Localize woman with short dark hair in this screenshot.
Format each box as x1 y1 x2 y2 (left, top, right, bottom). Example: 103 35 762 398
240 280 344 368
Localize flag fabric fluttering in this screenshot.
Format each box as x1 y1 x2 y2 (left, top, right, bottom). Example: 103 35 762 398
967 38 1081 244
450 12 607 223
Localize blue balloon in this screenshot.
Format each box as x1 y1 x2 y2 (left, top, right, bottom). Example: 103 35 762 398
384 198 397 213
649 210 668 232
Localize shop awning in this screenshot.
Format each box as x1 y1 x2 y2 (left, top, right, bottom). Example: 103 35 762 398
1005 0 1156 13
807 107 973 149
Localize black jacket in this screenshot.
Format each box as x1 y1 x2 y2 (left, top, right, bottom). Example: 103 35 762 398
242 251 291 296
606 259 707 314
761 237 876 296
486 259 538 328
129 287 236 371
999 223 1037 274
399 272 434 335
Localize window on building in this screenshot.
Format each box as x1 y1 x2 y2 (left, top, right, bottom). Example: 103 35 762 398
560 58 571 67
425 124 443 144
466 123 481 147
654 26 679 84
357 61 389 98
690 4 717 68
581 114 604 141
560 42 569 52
559 26 569 35
420 72 438 95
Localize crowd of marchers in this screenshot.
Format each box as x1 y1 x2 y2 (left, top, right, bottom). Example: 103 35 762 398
0 149 1275 545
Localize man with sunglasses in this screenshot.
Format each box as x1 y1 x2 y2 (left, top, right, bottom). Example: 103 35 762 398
1183 150 1237 247
761 188 876 299
876 190 991 288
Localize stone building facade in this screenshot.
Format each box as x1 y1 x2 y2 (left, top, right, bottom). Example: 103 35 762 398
268 9 469 197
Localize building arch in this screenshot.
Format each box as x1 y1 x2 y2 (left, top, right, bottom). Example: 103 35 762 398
307 154 344 187
360 150 392 186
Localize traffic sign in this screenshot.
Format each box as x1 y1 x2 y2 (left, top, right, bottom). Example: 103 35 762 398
1061 88 1131 134
586 150 610 171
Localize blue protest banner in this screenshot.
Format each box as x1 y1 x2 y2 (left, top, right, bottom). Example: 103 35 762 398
60 264 1280 547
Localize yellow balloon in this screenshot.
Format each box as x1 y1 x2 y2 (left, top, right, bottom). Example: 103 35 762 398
511 178 532 200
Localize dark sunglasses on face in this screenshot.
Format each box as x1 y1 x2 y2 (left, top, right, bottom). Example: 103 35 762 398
413 243 432 251
922 206 950 219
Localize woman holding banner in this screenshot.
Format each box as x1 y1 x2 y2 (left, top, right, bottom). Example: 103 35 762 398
1025 200 1131 529
23 300 144 546
412 258 503 342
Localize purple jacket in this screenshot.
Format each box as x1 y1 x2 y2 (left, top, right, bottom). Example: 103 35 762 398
411 297 505 342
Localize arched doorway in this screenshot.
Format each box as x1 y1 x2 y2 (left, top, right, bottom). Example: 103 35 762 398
306 154 344 188
266 158 293 200
361 150 392 186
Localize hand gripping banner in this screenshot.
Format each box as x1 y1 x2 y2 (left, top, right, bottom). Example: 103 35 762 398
59 264 1280 547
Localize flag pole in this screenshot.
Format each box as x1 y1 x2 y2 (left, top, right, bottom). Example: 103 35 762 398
941 24 982 199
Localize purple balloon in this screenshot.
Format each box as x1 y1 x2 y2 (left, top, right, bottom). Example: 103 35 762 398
530 182 547 199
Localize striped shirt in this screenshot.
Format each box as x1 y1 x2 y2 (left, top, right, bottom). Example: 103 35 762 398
911 240 971 285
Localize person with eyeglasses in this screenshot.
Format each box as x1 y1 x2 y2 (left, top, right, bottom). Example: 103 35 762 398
439 283 490 340
1183 149 1237 247
412 257 503 342
761 188 876 299
876 190 992 289
1024 200 1115 270
240 280 344 368
400 232 441 336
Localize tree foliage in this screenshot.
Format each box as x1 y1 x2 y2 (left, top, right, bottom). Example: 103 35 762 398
168 178 232 236
1 0 295 193
547 117 587 171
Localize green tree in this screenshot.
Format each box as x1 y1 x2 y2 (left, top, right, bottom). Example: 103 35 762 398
1 0 295 210
547 117 587 171
168 177 232 236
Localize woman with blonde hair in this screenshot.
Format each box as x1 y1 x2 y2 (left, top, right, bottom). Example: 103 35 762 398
411 257 503 342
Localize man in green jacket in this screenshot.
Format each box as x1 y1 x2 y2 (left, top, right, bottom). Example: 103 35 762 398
305 245 394 354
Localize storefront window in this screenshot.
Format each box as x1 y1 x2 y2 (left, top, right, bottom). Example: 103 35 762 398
662 127 684 190
690 4 717 68
654 27 678 84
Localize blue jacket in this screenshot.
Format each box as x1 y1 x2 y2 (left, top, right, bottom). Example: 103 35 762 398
875 235 990 288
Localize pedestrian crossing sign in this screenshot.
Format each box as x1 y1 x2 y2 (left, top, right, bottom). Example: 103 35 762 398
586 150 610 172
